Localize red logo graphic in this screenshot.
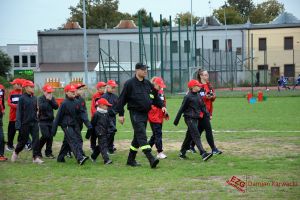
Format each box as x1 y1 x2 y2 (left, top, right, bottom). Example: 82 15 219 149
226 176 246 193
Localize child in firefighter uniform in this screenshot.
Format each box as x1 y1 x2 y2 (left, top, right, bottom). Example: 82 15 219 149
90 81 106 152
148 77 169 159
174 79 213 162
6 79 23 151
86 98 113 165
12 80 44 164
53 84 92 165
38 84 58 159
101 80 118 154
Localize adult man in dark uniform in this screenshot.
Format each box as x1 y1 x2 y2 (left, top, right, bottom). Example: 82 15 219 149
114 63 167 168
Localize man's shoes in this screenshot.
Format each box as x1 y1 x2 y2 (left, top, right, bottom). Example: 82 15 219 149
108 150 114 155
79 156 89 165
6 146 14 152
33 157 44 164
11 151 18 162
201 152 213 161
179 152 188 160
45 154 56 159
0 155 8 161
104 160 113 165
126 160 141 167
157 152 167 159
212 148 223 155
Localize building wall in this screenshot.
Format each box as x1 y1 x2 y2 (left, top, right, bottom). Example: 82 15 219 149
2 44 38 75
39 35 99 63
246 27 300 78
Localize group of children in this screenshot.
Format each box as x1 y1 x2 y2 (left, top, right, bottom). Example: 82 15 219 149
0 70 222 166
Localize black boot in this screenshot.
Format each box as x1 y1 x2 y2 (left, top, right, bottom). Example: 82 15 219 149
144 149 159 168
126 149 141 167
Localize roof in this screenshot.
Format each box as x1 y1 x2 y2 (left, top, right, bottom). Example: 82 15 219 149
270 12 300 24
197 16 222 26
38 18 300 37
38 62 97 72
114 20 137 29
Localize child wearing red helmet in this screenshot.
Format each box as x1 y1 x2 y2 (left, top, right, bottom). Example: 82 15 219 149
174 79 212 162
86 98 113 165
101 80 119 154
90 81 106 152
148 77 169 159
12 80 44 164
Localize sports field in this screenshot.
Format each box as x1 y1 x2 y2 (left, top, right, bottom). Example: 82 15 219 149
0 96 300 199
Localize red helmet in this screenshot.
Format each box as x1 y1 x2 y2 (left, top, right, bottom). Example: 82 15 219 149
107 80 118 87
153 77 166 88
96 98 112 107
22 80 35 88
96 81 106 89
74 83 86 89
187 79 201 88
64 84 77 92
42 84 54 93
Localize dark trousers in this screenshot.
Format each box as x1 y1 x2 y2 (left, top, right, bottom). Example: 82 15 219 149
190 117 216 151
148 123 163 153
0 115 4 155
15 123 40 158
39 123 54 156
129 110 151 151
90 132 97 150
7 121 18 147
180 118 206 155
91 134 109 162
58 126 84 162
107 116 117 151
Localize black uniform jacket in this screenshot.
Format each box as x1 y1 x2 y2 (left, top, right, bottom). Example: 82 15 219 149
174 91 210 125
15 93 38 130
52 96 91 135
38 95 59 124
91 111 110 136
114 76 164 116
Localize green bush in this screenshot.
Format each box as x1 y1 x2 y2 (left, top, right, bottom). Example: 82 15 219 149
0 75 10 88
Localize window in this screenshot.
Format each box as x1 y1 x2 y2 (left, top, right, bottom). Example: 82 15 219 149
225 39 232 52
258 65 268 70
212 40 219 52
22 55 28 67
236 47 242 55
14 55 20 67
284 64 295 77
30 55 36 63
284 37 293 50
14 55 19 63
259 38 266 51
184 40 190 53
195 48 201 56
171 41 178 53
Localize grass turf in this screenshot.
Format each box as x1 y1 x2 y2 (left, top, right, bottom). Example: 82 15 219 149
0 96 299 199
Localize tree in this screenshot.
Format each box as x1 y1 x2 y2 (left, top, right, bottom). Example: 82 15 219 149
227 0 255 19
174 12 200 26
131 9 170 27
213 7 243 25
68 0 123 29
0 50 12 78
213 0 284 24
250 0 284 23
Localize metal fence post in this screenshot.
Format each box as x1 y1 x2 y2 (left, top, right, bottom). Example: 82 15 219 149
169 16 173 94
150 13 154 78
160 14 164 79
178 18 182 92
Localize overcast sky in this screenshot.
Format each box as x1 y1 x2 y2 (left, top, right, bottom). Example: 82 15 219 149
0 0 299 46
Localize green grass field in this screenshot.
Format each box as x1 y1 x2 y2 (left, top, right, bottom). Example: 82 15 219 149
1 96 300 199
